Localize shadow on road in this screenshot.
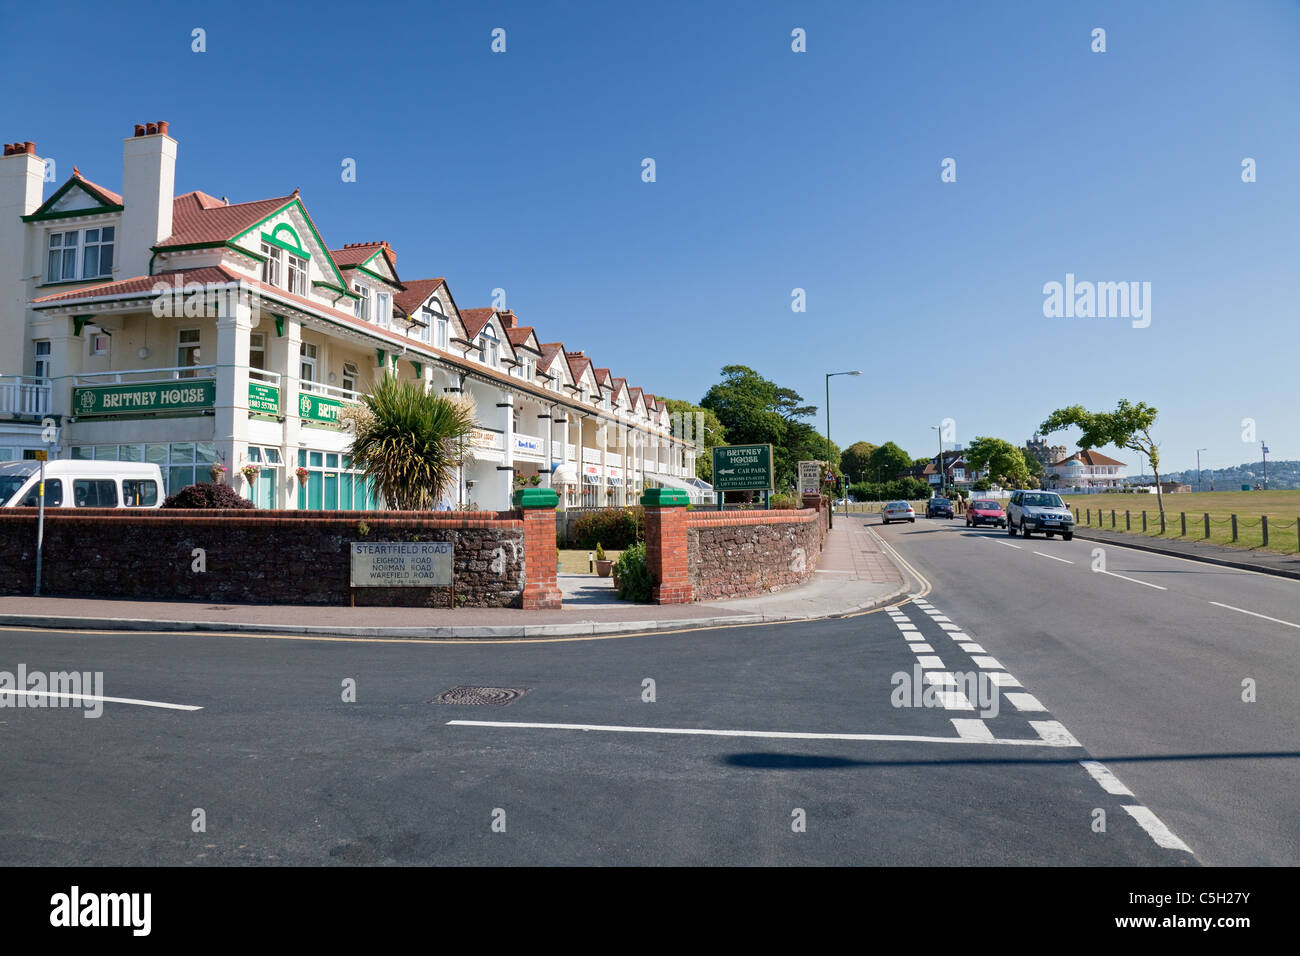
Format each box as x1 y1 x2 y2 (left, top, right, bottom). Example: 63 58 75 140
723 750 1300 770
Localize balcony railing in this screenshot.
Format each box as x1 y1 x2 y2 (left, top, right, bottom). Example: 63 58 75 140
0 376 50 416
72 365 217 385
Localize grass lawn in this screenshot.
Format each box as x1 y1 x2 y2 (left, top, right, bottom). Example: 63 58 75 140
558 548 621 574
1062 489 1300 554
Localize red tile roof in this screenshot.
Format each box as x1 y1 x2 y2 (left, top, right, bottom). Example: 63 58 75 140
565 351 591 380
71 173 123 207
505 326 539 351
394 277 446 316
31 266 243 303
1053 449 1125 468
459 308 496 339
538 342 565 371
159 192 295 247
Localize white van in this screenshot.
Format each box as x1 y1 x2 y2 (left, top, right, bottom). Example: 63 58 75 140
0 460 165 509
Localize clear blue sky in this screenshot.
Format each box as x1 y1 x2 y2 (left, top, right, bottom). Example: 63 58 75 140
4 0 1297 472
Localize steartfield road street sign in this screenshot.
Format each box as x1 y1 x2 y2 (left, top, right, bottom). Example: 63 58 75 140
711 444 774 492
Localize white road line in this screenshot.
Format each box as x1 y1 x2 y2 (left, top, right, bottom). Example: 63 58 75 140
1004 692 1046 712
987 672 1022 688
1095 569 1167 590
925 672 958 686
999 542 1022 550
1208 601 1300 630
1079 760 1134 797
448 719 1081 747
895 623 918 631
915 655 945 669
909 643 935 653
1 688 202 711
951 718 995 742
938 623 960 631
1030 720 1081 747
1123 805 1193 852
1033 551 1074 564
814 569 855 574
956 643 986 653
971 656 1003 669
903 634 924 642
947 631 970 640
935 691 974 710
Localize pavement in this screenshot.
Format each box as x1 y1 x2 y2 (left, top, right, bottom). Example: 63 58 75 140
0 516 909 639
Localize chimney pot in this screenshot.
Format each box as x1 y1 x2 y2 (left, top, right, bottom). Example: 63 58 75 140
157 121 169 135
134 124 146 136
23 141 35 154
2 145 11 156
146 123 158 135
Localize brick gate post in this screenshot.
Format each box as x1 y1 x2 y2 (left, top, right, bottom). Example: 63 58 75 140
515 487 562 610
641 487 692 604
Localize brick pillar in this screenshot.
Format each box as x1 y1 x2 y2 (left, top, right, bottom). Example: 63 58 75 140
802 494 828 537
516 487 562 610
641 487 692 604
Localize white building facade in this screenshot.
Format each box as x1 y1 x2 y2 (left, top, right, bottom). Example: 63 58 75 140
0 125 699 511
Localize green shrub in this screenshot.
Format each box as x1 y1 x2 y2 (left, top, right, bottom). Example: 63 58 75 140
769 493 799 509
570 507 644 549
595 542 607 561
612 542 652 602
162 482 255 509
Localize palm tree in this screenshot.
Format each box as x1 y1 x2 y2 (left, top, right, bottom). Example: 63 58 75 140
343 376 476 511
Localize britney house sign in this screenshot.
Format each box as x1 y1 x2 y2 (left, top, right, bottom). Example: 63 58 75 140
350 541 453 587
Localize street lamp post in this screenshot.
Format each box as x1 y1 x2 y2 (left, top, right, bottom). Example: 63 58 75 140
825 370 862 530
1196 448 1207 491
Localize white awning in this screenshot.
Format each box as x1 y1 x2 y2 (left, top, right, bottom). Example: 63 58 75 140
552 464 577 485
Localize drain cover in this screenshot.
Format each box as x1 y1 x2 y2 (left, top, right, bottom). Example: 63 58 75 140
431 685 530 706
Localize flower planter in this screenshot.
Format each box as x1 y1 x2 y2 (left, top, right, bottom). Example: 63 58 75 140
595 559 614 578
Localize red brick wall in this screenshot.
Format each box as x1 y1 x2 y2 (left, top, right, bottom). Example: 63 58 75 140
643 505 692 604
686 508 822 600
0 509 532 608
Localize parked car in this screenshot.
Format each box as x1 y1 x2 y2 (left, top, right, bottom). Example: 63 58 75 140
926 497 954 519
882 500 915 524
966 498 1006 528
1006 489 1074 540
0 460 165 509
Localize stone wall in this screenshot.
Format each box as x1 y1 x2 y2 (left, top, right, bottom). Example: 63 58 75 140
686 508 823 601
0 509 528 608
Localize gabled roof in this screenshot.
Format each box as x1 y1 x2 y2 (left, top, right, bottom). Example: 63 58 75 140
565 350 591 381
505 326 540 353
592 367 612 388
161 192 296 247
394 277 446 317
459 308 496 340
329 242 400 285
1053 449 1125 468
23 171 124 221
627 386 643 409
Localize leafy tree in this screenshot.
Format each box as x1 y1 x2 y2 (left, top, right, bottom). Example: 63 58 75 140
840 441 877 484
700 365 820 490
866 442 913 483
662 398 726 481
1021 447 1045 487
1040 400 1165 513
971 478 992 491
966 436 1031 488
343 376 476 511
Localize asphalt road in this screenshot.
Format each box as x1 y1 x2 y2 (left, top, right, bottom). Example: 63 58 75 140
0 609 1190 866
1 512 1288 866
874 512 1300 867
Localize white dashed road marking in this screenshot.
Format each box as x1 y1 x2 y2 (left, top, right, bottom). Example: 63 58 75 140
1030 720 1081 747
971 656 1003 669
1004 692 1047 712
1033 551 1073 564
915 656 945 669
1123 805 1193 852
1095 569 1167 590
1208 601 1300 630
999 541 1022 549
1 688 203 711
1079 760 1135 796
951 718 995 742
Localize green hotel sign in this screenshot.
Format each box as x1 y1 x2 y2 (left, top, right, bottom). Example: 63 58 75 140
711 443 774 492
248 382 280 415
73 380 215 417
299 391 344 425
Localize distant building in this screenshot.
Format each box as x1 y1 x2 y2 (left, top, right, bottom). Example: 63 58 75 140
1025 433 1067 471
1047 449 1127 491
898 449 981 493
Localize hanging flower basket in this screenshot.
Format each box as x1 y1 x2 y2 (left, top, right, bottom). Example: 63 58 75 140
295 466 310 485
209 463 227 483
240 464 260 485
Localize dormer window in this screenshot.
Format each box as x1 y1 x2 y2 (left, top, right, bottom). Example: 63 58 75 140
376 292 390 328
287 254 308 295
47 227 114 282
479 327 499 367
355 284 371 322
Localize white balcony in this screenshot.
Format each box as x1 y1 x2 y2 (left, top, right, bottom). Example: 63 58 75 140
0 376 50 416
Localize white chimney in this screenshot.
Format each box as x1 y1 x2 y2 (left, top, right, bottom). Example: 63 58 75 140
0 142 45 377
118 121 176 277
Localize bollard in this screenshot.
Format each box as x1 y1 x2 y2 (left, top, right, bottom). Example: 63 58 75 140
1111 509 1116 528
1262 515 1268 548
1126 509 1131 531
1231 514 1237 541
1142 510 1147 532
1180 512 1186 536
1086 508 1091 525
1204 513 1210 539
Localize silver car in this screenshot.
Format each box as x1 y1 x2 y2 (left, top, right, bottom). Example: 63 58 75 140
1006 490 1074 540
882 500 916 524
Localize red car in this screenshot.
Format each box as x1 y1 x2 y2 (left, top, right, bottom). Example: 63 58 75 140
965 498 1006 528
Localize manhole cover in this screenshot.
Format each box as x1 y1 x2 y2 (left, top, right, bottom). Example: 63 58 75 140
430 685 531 706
